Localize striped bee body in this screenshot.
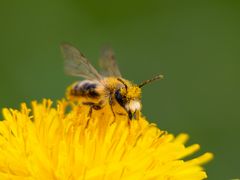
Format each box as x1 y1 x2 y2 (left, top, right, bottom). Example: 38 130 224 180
68 80 107 110
70 80 101 98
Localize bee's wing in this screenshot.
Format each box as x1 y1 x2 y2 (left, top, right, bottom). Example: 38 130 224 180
99 47 122 77
61 43 103 80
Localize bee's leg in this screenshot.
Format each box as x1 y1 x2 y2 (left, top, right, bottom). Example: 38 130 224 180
109 96 116 121
82 102 94 118
116 113 126 116
88 105 93 117
83 101 104 117
82 102 101 128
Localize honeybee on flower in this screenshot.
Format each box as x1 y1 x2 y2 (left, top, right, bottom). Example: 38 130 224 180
61 43 163 119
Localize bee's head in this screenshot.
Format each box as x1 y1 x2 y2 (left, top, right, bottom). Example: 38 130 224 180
115 78 142 119
115 75 163 119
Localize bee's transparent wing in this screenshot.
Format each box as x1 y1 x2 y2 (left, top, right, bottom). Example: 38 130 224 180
99 47 122 77
61 43 102 80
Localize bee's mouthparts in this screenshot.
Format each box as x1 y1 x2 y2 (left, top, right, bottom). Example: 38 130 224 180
128 110 140 120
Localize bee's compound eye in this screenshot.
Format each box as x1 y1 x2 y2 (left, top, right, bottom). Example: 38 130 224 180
115 89 125 107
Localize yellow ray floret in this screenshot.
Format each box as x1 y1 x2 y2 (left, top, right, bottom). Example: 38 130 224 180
0 99 213 180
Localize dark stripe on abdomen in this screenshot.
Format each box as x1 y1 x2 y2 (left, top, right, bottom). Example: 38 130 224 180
70 82 100 98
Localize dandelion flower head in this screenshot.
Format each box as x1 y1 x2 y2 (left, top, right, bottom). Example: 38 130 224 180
0 99 213 179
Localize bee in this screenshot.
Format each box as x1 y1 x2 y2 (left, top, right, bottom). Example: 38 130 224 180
60 43 163 119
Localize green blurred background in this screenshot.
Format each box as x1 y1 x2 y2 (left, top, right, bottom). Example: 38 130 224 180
0 0 239 179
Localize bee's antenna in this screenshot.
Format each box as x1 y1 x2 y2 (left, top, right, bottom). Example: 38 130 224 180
117 78 128 90
138 74 164 88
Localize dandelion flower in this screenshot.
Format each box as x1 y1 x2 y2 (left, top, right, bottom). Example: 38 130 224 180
0 99 213 179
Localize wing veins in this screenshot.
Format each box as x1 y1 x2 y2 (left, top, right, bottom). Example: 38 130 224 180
61 43 102 80
99 47 122 77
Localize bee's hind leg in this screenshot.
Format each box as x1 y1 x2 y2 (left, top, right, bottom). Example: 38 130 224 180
87 105 93 118
81 102 103 128
83 101 104 116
